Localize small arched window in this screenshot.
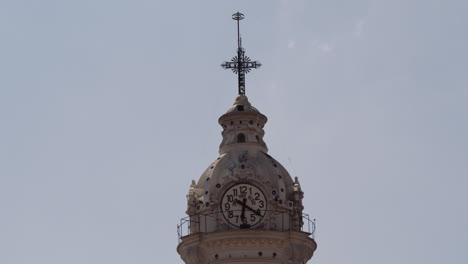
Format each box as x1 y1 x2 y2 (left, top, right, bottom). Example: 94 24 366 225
237 133 246 143
256 135 260 143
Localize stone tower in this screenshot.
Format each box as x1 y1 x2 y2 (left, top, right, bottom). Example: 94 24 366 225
177 12 316 264
176 96 317 263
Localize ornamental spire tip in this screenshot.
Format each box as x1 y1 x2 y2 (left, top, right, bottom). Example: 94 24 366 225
221 12 261 96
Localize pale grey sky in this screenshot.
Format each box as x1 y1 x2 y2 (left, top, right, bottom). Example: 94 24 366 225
1 1 467 263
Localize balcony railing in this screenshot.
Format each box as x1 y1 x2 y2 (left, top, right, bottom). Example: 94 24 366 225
177 210 316 243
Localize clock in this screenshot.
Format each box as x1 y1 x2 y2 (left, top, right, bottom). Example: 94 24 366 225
221 183 267 228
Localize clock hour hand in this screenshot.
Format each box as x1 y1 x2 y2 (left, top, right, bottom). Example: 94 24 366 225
240 198 247 220
234 199 247 219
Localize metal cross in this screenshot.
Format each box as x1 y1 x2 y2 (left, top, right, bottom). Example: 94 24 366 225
221 12 262 96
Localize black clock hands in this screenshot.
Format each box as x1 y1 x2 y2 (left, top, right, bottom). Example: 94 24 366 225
235 199 262 216
240 198 247 221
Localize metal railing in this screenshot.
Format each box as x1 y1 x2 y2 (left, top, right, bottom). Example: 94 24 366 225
177 210 316 243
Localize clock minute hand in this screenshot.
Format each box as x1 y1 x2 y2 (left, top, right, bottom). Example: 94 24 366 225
244 203 262 216
235 199 262 216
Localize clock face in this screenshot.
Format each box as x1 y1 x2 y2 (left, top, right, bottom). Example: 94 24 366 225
221 183 267 228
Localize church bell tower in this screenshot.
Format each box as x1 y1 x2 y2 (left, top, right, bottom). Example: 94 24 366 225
177 13 317 264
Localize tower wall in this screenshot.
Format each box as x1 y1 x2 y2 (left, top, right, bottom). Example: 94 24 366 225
178 230 316 264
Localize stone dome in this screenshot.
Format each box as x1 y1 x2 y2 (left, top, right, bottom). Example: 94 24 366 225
224 95 262 114
193 151 300 212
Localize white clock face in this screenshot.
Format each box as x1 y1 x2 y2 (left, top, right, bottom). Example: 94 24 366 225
221 183 267 228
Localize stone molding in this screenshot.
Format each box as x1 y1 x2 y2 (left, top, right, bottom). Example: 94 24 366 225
177 230 316 264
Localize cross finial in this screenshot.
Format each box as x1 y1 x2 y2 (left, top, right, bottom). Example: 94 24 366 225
221 12 262 96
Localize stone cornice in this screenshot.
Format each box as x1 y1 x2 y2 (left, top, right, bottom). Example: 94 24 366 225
177 230 316 264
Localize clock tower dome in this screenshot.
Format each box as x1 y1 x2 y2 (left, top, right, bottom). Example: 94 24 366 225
177 13 317 264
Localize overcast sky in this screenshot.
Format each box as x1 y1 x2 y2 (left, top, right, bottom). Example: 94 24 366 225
1 0 467 263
